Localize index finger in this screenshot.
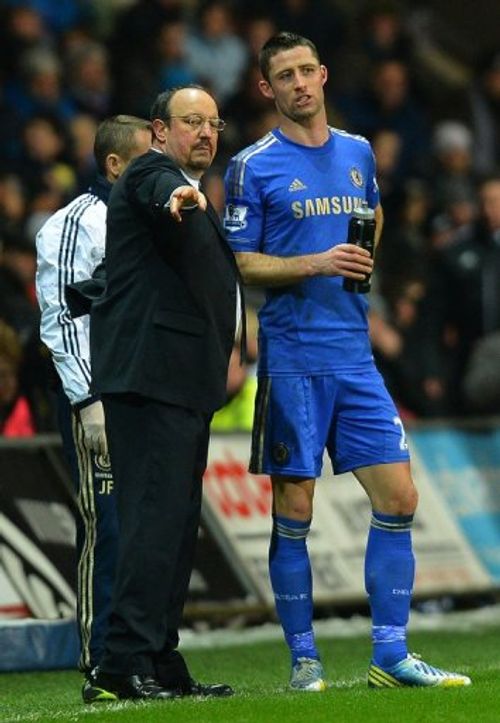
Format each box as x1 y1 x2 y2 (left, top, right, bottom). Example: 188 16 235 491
169 195 182 222
197 192 207 211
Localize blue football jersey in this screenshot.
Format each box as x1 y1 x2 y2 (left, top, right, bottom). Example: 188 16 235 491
224 127 380 374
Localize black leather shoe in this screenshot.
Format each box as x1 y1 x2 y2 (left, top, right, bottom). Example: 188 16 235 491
155 651 234 697
181 677 234 697
83 672 179 703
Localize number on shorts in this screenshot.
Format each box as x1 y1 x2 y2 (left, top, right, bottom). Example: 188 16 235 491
393 416 408 451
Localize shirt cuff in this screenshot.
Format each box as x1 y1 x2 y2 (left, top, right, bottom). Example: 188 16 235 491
73 394 101 411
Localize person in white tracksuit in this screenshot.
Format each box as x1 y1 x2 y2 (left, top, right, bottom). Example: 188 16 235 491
35 115 152 695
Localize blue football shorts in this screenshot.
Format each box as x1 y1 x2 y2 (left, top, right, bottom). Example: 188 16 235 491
249 368 410 478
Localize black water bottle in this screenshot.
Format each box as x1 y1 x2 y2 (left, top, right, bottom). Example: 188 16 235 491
343 202 376 294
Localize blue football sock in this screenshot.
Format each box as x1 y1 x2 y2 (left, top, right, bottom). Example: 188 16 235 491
269 515 318 664
365 511 415 669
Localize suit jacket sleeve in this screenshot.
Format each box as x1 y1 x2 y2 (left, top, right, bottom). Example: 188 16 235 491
125 164 190 222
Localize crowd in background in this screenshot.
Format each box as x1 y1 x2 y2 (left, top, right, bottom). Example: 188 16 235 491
1 0 500 435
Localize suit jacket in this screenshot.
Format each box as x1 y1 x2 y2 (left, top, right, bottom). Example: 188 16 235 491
90 150 240 413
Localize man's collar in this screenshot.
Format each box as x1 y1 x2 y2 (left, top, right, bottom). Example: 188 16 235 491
150 146 201 187
89 175 112 205
180 169 200 189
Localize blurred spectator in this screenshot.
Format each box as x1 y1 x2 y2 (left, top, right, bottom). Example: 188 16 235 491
66 41 112 118
360 0 412 64
110 0 186 115
429 184 477 252
185 0 248 107
157 18 198 91
462 331 500 414
68 113 99 192
4 47 76 123
376 178 431 286
3 0 86 35
334 59 430 179
0 319 36 437
426 174 500 412
404 5 470 115
111 0 186 61
0 5 49 77
468 50 500 174
370 276 448 418
0 174 27 242
334 0 413 94
0 237 55 431
370 176 448 417
429 121 477 210
0 74 23 167
224 62 279 151
245 107 281 145
18 115 76 218
425 121 478 250
241 13 276 61
371 128 404 222
270 0 345 68
1 236 37 315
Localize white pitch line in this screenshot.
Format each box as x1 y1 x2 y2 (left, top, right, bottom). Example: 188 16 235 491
179 603 500 650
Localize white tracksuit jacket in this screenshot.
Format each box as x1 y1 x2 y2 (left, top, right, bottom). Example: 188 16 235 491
35 188 107 405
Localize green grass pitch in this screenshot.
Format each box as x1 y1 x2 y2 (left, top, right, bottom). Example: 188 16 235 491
1 628 499 723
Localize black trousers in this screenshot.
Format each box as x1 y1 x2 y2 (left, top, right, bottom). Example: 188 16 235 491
99 393 210 676
57 389 118 673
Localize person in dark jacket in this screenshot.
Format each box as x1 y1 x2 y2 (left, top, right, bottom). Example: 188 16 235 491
36 114 152 694
86 86 241 703
426 174 500 413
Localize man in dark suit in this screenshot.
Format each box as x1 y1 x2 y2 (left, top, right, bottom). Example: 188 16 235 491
86 86 241 703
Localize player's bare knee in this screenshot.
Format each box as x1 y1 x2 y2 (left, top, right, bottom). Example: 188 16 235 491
406 484 419 514
375 482 418 516
274 495 312 521
272 477 314 521
391 483 418 516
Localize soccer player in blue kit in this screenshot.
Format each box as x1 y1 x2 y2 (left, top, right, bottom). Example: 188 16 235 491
224 32 471 692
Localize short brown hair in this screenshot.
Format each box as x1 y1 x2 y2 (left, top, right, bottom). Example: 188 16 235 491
259 32 320 83
93 115 152 174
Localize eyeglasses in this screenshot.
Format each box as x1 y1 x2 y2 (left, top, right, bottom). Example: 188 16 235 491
169 115 226 132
